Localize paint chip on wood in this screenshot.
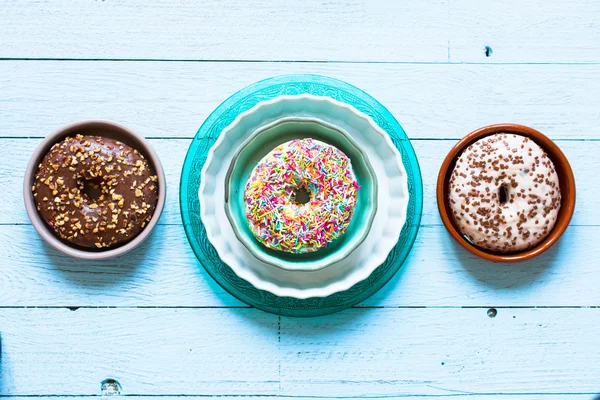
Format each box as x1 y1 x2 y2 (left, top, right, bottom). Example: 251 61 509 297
101 379 121 396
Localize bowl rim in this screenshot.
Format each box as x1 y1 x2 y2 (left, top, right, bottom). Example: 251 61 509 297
224 114 378 272
436 123 576 262
23 120 166 260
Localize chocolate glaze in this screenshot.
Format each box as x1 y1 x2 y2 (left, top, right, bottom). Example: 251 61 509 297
32 135 159 249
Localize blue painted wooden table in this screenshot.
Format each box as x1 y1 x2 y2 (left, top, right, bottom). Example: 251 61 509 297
0 1 599 398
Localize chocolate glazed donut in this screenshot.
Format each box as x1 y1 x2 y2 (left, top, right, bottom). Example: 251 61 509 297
32 135 159 249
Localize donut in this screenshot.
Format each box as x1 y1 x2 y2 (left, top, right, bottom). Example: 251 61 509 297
32 135 159 249
448 133 561 253
244 138 359 253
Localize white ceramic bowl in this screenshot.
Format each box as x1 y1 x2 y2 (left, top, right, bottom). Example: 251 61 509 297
199 95 409 299
224 116 378 272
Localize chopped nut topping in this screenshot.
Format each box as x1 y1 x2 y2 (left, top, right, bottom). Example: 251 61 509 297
34 134 157 248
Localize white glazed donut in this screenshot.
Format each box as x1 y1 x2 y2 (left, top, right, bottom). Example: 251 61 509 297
448 133 561 253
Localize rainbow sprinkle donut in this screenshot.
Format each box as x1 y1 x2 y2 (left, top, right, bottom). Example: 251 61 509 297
244 138 360 254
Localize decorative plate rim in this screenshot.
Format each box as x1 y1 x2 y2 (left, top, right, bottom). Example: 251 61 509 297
180 74 423 317
198 94 406 298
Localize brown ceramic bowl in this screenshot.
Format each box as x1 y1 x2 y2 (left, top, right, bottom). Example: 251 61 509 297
23 120 166 260
437 123 576 262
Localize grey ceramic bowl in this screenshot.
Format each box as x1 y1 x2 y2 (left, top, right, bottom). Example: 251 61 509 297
23 120 166 260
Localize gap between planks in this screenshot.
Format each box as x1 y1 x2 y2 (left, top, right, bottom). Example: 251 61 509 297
2 58 600 65
0 394 597 398
0 395 598 398
0 306 596 309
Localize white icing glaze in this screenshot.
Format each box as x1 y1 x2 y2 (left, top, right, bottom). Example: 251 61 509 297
448 133 561 253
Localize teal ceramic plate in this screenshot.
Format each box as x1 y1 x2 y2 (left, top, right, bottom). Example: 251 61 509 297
180 75 423 317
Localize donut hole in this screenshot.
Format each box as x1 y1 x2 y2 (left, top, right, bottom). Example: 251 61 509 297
292 187 311 205
498 185 509 204
83 179 103 202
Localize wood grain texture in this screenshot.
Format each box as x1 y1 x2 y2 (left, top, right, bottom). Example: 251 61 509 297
279 308 600 397
0 61 598 140
2 0 599 63
450 0 600 63
0 0 449 62
0 308 279 395
0 223 596 307
2 397 595 400
2 138 595 227
0 224 242 307
2 1 599 396
0 308 598 396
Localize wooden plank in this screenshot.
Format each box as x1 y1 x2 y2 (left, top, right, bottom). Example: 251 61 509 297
0 308 598 395
1 397 593 400
0 61 598 140
0 224 244 307
365 223 594 307
449 0 600 63
0 0 448 62
279 308 600 397
0 308 279 395
2 0 598 63
0 224 596 307
4 138 596 227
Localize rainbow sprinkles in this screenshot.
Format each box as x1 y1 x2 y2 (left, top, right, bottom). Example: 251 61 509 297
244 138 360 254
